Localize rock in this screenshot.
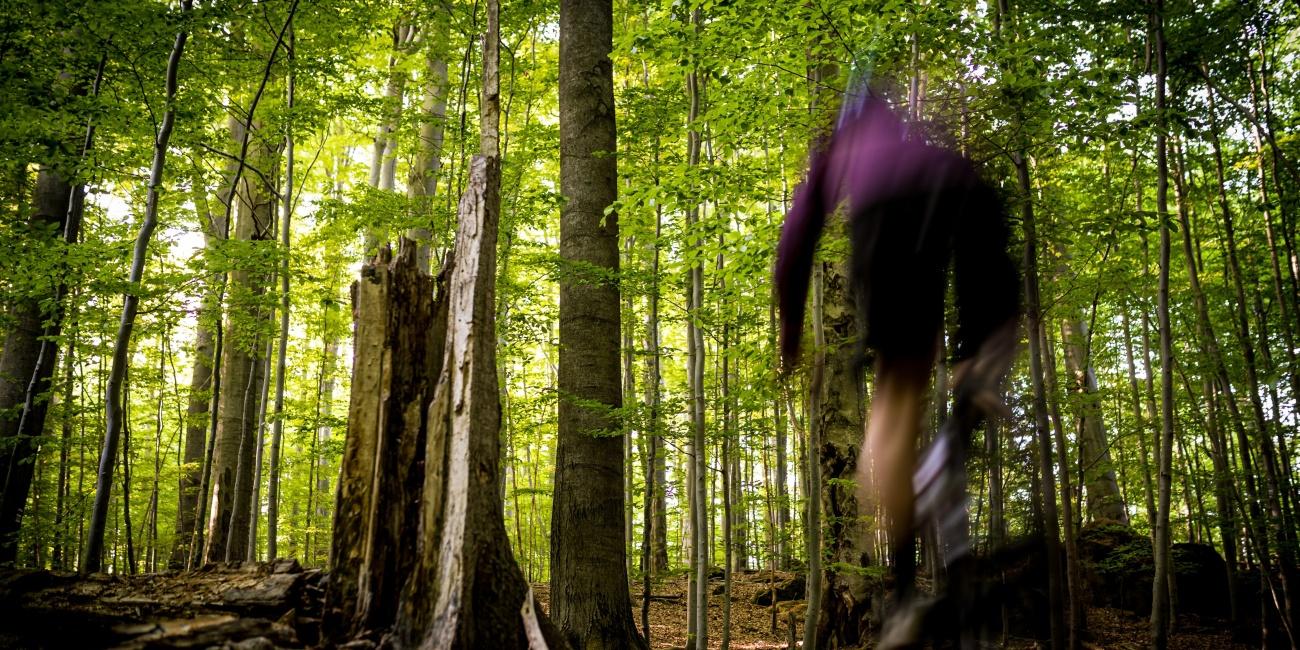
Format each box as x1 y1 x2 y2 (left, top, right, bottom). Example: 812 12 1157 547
1078 522 1231 620
1172 542 1230 619
752 574 806 606
1079 521 1153 613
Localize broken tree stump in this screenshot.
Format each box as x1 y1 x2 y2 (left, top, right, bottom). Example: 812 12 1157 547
324 156 565 649
322 240 442 644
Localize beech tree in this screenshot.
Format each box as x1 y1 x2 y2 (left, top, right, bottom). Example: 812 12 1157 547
550 0 645 647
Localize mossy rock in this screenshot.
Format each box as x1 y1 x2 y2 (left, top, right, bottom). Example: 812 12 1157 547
752 574 806 606
1077 522 1230 620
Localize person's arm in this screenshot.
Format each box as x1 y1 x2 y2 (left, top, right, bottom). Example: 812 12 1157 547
775 150 830 367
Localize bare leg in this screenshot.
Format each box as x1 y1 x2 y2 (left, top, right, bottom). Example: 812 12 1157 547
858 355 933 601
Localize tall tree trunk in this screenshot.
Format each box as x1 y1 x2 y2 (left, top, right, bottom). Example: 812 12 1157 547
682 8 709 648
170 207 220 567
814 254 869 648
1044 325 1086 647
1150 3 1175 643
550 0 644 645
0 168 72 565
82 7 191 571
121 376 135 574
1060 317 1128 524
204 120 278 564
51 308 77 570
1201 377 1241 629
194 2 296 566
1246 59 1300 643
771 292 791 569
266 25 295 562
644 197 668 577
1017 152 1067 650
0 51 106 564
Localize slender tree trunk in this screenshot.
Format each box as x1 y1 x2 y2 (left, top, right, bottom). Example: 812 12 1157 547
248 340 274 561
1150 4 1175 643
682 9 709 647
121 378 135 574
1008 131 1067 646
1044 325 1086 647
1201 377 1242 629
772 296 791 570
82 7 192 572
1017 151 1067 650
51 313 77 570
266 26 295 561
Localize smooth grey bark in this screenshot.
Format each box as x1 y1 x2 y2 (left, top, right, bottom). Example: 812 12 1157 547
641 193 665 642
204 121 277 564
1060 317 1128 524
266 25 295 562
82 4 192 572
550 0 645 646
406 40 449 274
363 21 415 255
681 9 709 647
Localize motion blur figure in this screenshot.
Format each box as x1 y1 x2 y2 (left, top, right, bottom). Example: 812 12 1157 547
775 95 1020 648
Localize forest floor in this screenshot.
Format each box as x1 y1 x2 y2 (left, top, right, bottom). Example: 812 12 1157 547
0 563 1247 649
537 570 1248 650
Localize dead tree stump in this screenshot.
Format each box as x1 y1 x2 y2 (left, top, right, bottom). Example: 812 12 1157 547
324 156 564 649
320 240 441 644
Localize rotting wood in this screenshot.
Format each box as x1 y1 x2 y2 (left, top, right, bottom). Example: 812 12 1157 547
392 156 565 649
322 242 439 644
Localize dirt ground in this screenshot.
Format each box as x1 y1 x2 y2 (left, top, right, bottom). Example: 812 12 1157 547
538 570 1248 650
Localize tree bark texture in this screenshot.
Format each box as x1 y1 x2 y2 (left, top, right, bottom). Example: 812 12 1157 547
392 156 564 649
204 122 278 565
551 0 644 647
814 258 871 649
1150 3 1174 644
0 169 72 565
321 243 440 644
1060 318 1128 524
1017 150 1067 649
266 25 295 563
406 43 449 274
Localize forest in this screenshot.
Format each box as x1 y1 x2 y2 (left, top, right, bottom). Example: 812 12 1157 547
0 0 1298 648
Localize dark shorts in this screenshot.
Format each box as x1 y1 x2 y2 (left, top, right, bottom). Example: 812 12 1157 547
849 183 1018 363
